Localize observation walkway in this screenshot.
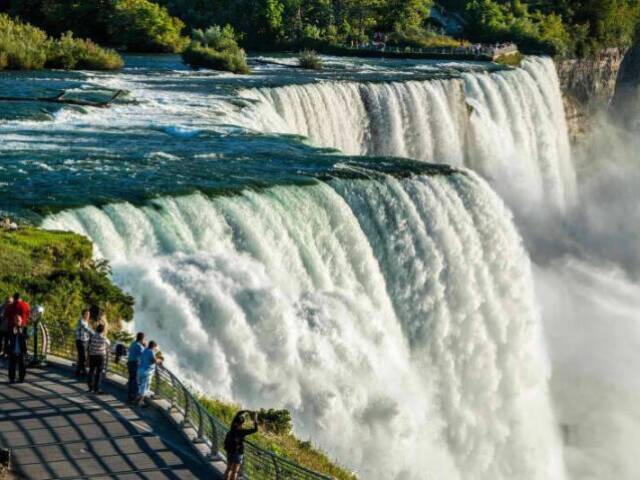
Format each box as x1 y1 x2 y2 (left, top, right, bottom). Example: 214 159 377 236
0 323 332 480
0 362 211 479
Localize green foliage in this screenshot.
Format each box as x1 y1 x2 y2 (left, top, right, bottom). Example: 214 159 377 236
110 0 189 52
495 50 524 66
462 0 640 57
198 396 355 480
0 13 48 69
0 14 122 70
298 49 323 69
46 32 123 70
183 25 250 74
154 0 436 50
0 227 134 338
464 0 572 55
4 0 188 53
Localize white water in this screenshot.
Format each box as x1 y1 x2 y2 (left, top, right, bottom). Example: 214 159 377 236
240 57 576 213
43 172 566 480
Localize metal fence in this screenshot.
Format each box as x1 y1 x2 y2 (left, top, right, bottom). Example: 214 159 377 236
32 321 333 480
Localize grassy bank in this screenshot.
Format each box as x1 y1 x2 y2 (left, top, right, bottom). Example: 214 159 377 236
1 225 351 477
0 226 133 337
199 397 356 480
0 14 122 71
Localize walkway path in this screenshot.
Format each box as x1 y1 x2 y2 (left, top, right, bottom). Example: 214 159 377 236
0 363 212 480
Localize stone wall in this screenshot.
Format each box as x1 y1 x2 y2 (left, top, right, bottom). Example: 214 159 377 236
554 49 624 144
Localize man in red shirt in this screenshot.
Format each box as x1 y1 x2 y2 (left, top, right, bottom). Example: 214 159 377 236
5 293 30 328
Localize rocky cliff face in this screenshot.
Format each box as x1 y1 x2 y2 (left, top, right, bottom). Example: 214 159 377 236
554 49 624 144
611 42 640 126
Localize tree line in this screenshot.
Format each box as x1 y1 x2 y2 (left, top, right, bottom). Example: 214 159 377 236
1 0 639 56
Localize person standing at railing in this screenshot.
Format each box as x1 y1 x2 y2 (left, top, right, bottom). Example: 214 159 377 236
4 293 30 328
127 332 145 403
75 309 94 377
223 410 258 480
136 340 161 407
0 296 12 359
87 323 110 394
7 325 28 383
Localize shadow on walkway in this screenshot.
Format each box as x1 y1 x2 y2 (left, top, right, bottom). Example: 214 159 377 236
0 363 210 480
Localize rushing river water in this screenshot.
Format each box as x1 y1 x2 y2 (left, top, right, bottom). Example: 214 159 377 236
2 54 640 480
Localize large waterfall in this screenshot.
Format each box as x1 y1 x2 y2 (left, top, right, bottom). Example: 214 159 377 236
240 57 575 212
42 172 565 480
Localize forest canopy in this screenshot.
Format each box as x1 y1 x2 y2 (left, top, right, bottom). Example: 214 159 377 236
1 0 639 56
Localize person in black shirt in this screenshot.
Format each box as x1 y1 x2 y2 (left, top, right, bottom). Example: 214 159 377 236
223 410 258 480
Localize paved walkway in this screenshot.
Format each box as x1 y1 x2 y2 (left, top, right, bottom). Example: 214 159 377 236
0 363 211 480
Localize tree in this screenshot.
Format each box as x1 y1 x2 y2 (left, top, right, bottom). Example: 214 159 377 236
109 0 189 52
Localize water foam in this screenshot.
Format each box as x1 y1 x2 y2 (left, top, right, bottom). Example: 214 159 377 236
240 58 575 213
43 172 565 479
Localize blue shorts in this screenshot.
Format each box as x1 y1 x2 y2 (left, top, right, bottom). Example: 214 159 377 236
228 453 243 465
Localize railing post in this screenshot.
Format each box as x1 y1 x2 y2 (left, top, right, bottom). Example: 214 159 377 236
182 386 190 428
153 367 160 394
196 403 205 442
209 415 218 457
271 453 281 480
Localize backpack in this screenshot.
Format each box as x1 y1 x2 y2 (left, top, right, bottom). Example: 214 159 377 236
114 342 128 364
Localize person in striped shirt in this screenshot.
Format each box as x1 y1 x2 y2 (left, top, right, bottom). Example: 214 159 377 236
87 323 110 394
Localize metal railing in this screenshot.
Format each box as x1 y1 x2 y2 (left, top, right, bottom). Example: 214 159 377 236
34 323 333 480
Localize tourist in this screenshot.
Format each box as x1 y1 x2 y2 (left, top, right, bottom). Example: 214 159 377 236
0 296 12 358
5 293 30 328
7 325 28 383
87 323 110 394
223 410 259 480
127 332 145 403
137 340 161 407
75 309 94 377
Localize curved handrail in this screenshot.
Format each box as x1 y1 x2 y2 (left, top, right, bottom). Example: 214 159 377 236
34 323 333 480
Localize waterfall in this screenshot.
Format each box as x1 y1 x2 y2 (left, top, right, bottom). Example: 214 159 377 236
42 171 566 480
240 57 576 212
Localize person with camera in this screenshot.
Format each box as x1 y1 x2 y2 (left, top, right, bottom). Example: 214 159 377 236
223 410 258 480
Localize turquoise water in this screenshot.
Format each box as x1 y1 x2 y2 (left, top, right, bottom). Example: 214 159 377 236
0 54 489 219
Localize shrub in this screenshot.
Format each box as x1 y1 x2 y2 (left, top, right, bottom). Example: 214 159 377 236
182 25 250 74
109 0 189 53
298 49 323 70
0 15 122 71
0 13 48 70
46 32 124 70
182 43 250 73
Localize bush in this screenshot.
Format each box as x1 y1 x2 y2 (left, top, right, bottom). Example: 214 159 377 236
298 49 323 70
0 15 122 71
0 13 48 70
46 32 124 70
110 0 189 53
182 25 250 74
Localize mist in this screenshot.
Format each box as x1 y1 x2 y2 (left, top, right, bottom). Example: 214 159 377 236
530 114 640 479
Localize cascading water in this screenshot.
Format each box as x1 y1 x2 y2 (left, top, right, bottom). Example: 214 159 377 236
42 171 566 480
240 57 576 212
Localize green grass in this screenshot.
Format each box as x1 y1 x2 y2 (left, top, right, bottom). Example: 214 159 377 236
0 226 133 336
199 397 356 480
0 14 122 71
495 51 524 66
